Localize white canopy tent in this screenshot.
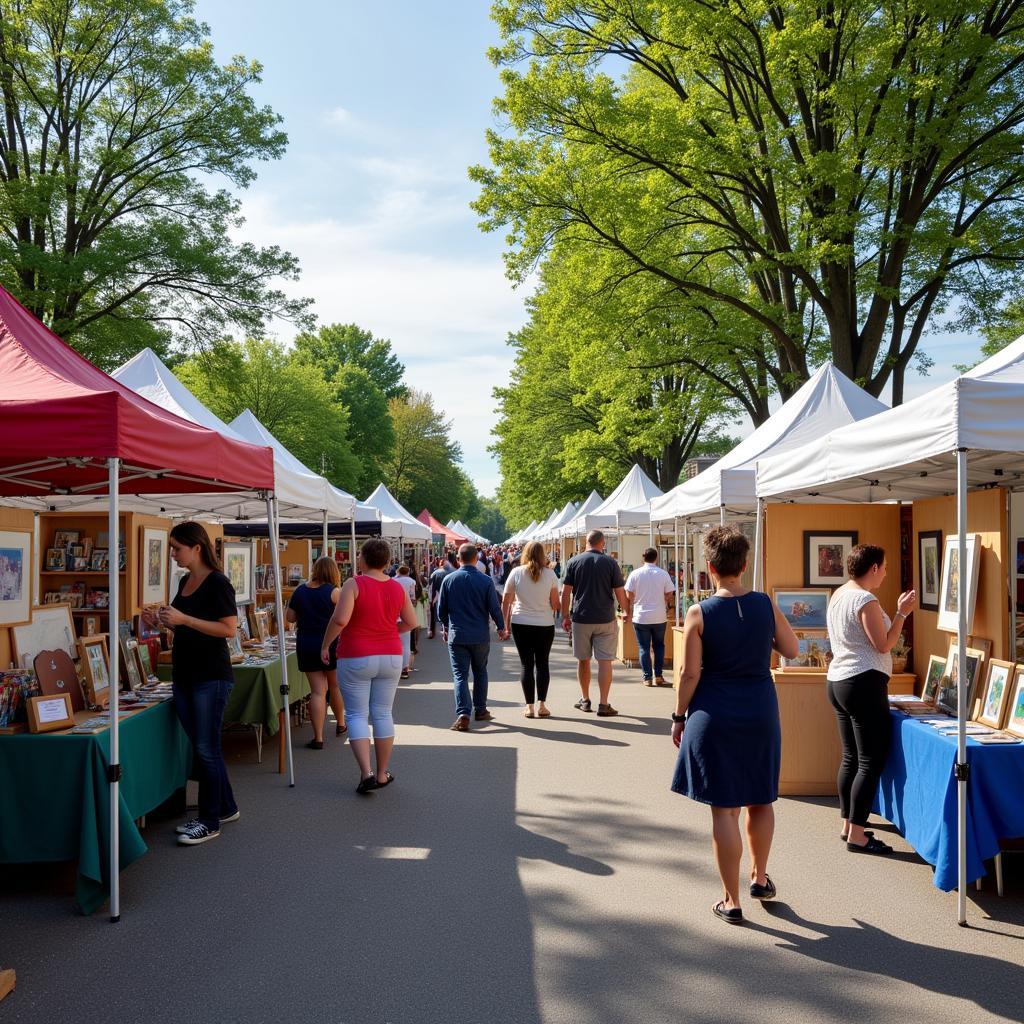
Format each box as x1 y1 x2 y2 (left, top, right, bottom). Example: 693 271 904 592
571 465 663 534
363 484 432 543
506 519 539 544
755 338 1024 926
651 362 887 526
452 519 489 545
524 508 559 543
539 501 578 541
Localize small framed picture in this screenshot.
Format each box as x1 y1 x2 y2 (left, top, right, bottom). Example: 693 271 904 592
254 608 270 644
1004 667 1024 739
922 654 946 705
45 547 67 572
78 636 111 708
82 615 101 637
803 532 857 588
135 642 155 682
141 527 169 605
773 588 831 630
52 529 80 551
917 530 942 612
937 534 982 633
121 639 144 692
976 659 1015 728
779 631 832 671
223 541 255 605
27 692 75 733
287 563 304 585
90 548 109 571
72 556 88 571
937 643 986 717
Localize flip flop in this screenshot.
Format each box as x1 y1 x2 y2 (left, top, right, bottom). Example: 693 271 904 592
537 706 551 718
523 708 535 718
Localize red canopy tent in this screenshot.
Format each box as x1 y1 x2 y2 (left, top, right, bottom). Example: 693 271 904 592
417 508 467 546
0 284 275 921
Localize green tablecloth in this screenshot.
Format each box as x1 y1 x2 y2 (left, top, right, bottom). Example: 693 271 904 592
0 701 191 914
157 651 308 735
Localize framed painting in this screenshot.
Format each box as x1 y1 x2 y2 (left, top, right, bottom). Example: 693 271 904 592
937 643 986 717
937 534 981 633
78 636 111 708
803 532 857 588
135 642 155 682
917 530 942 613
141 527 168 605
0 528 32 627
254 608 270 644
773 588 831 630
976 659 1014 728
779 631 833 671
1004 667 1024 739
11 604 77 669
223 541 255 605
922 654 947 706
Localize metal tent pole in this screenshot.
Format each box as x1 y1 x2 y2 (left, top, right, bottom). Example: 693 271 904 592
720 503 726 526
350 516 357 580
266 495 295 787
956 448 969 926
682 520 689 608
322 510 328 557
673 518 680 627
754 498 765 592
108 458 121 922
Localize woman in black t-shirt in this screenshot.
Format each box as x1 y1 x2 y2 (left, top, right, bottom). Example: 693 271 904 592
143 522 239 847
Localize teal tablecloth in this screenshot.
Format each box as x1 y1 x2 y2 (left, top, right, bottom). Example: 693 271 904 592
157 652 307 734
0 701 191 914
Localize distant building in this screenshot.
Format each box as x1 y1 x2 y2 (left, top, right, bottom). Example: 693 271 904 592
683 456 721 480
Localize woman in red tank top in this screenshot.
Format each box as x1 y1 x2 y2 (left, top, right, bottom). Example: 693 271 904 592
322 539 418 794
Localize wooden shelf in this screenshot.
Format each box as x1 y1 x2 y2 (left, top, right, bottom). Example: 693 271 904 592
41 571 124 577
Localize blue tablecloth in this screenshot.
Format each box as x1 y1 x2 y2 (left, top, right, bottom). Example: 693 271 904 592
875 710 1024 890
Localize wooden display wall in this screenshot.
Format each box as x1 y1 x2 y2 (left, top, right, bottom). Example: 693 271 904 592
763 502 902 613
911 488 1008 669
0 507 36 668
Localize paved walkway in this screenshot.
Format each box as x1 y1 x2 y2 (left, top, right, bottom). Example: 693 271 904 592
3 631 1023 1023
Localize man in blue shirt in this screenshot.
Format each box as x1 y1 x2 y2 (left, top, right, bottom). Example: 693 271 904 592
437 543 508 730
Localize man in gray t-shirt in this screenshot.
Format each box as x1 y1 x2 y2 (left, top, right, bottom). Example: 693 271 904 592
560 529 627 717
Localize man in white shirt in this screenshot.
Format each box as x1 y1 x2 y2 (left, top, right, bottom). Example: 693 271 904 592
624 548 676 686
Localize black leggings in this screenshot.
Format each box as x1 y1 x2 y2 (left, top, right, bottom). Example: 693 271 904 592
827 670 892 825
511 623 555 703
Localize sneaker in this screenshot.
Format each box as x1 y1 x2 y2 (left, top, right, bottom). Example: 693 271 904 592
654 676 667 687
642 677 654 687
474 709 493 721
573 697 592 713
177 822 220 846
175 818 202 835
220 810 241 825
596 703 618 717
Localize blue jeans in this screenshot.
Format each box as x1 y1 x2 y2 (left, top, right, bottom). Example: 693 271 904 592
337 654 403 741
173 679 237 830
448 642 490 718
633 622 666 680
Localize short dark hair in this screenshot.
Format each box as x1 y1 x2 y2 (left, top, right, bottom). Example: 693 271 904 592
586 529 604 547
847 544 885 579
704 525 748 577
643 547 658 563
458 543 478 564
360 538 391 570
397 564 410 576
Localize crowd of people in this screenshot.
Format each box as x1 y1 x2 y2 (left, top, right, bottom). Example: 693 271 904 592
159 520 914 925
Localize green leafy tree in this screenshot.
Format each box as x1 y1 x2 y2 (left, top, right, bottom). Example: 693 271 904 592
385 390 468 522
474 0 1024 405
472 497 509 544
333 364 396 497
175 338 361 490
294 323 408 399
0 0 311 367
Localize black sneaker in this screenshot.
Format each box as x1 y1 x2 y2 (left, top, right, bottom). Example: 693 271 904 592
574 697 592 712
175 818 201 835
177 822 220 846
596 703 618 717
749 875 776 900
220 810 240 825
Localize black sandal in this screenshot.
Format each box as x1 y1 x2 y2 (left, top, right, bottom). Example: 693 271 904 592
847 836 893 855
712 900 743 924
306 739 323 750
375 772 394 788
749 875 776 900
840 829 873 841
356 775 378 795
336 723 348 736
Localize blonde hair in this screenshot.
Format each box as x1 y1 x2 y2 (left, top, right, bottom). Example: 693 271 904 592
310 556 340 587
520 540 547 582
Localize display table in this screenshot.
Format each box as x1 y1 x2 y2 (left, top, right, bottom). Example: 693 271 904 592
0 701 190 914
875 710 1024 890
616 614 639 665
158 651 308 772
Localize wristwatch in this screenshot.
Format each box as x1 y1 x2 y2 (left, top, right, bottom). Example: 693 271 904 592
671 712 686 723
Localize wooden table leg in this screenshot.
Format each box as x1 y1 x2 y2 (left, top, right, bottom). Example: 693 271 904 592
278 709 285 774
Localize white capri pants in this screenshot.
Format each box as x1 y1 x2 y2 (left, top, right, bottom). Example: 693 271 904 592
400 629 411 669
337 654 403 741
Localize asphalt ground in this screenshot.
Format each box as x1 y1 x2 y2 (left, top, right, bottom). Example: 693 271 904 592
2 627 1023 1024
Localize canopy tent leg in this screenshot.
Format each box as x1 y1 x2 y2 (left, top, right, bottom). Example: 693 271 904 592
350 517 357 581
720 503 726 526
754 498 765 592
673 518 680 627
108 457 121 922
682 520 689 611
649 519 654 545
266 495 295 787
322 510 328 556
956 449 969 926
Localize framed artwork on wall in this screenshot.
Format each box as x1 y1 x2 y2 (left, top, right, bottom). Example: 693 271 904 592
773 588 831 630
917 530 942 613
0 528 32 627
976 659 1014 729
141 527 168 605
803 531 857 588
936 534 981 633
223 541 255 605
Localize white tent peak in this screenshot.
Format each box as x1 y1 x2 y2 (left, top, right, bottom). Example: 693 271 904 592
592 465 663 516
363 484 431 541
962 333 1024 380
575 491 604 517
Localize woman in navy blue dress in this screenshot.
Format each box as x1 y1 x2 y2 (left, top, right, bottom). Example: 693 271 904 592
286 556 346 749
671 526 798 924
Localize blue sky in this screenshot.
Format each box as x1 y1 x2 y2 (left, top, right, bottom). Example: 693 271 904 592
194 0 984 496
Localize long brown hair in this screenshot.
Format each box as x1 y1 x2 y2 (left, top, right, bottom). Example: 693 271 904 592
310 555 340 586
169 521 221 571
520 540 547 582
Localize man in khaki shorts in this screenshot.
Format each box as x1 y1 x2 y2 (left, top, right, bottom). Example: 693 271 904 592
560 529 627 717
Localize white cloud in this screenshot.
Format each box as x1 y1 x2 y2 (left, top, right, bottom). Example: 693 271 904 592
325 106 353 126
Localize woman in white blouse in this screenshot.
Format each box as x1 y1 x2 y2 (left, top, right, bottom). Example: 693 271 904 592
826 544 915 855
502 541 560 718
